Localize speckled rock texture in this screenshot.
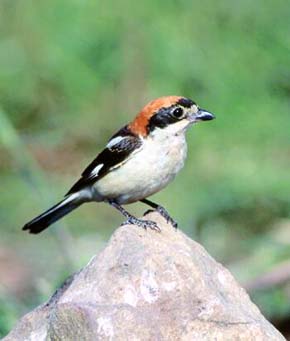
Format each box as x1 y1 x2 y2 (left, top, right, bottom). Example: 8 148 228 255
5 212 285 341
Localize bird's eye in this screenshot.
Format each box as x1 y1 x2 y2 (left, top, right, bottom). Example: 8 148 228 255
172 107 183 118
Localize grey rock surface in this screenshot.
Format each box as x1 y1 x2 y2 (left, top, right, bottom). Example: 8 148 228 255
4 212 285 340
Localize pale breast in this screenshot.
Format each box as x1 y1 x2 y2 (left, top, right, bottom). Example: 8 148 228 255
93 132 187 204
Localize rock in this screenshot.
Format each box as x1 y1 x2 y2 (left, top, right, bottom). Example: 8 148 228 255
4 212 285 340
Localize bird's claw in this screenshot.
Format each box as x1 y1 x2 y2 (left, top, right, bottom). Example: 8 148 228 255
141 219 161 232
143 206 178 229
122 217 161 232
156 206 178 229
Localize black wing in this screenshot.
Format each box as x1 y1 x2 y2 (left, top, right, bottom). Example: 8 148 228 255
66 126 142 195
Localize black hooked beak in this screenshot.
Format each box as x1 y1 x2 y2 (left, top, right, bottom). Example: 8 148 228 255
196 108 215 121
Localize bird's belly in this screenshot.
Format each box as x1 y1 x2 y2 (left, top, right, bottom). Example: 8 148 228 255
93 135 187 204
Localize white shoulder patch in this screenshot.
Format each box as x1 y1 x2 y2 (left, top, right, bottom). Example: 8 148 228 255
106 136 125 149
91 163 103 176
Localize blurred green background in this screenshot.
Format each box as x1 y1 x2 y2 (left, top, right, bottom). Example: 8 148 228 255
1 0 290 338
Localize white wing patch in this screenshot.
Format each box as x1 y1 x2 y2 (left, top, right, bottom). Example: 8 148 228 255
106 136 126 149
91 163 103 176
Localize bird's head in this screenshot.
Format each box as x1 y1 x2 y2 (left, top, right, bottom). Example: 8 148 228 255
129 96 215 137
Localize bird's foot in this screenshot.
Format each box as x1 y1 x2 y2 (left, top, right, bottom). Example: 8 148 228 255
144 206 178 229
156 206 178 229
121 216 161 232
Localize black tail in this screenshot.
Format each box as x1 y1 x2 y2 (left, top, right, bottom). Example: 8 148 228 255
22 194 82 234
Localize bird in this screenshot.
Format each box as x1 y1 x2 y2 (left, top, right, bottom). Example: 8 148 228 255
23 96 215 234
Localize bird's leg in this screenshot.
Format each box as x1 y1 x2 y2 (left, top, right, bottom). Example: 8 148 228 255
107 200 160 232
140 198 178 229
